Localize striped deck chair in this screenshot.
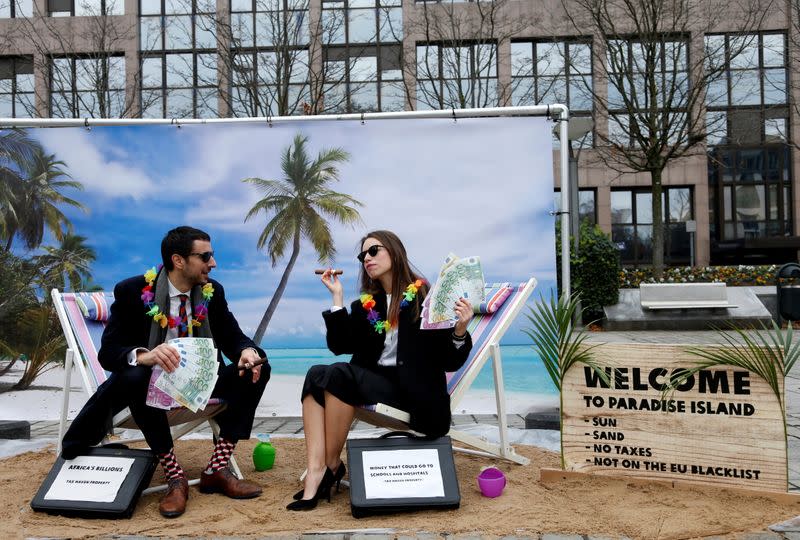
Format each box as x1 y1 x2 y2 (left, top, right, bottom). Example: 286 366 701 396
51 288 240 493
354 277 537 465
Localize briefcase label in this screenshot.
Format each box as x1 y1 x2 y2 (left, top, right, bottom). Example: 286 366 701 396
45 456 135 503
362 449 444 499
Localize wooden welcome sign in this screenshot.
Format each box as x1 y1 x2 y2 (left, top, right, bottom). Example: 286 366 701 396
560 343 787 492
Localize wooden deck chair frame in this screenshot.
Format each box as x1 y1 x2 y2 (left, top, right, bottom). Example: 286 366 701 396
51 288 243 494
354 277 537 465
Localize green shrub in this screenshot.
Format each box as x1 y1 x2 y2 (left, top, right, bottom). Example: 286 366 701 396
556 220 621 321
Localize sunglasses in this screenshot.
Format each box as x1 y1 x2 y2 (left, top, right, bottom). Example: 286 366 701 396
357 245 385 263
190 251 215 263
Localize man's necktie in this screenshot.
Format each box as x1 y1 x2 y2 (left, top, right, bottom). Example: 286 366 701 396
178 294 189 338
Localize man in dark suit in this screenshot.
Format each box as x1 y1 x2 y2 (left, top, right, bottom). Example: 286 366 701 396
62 226 270 518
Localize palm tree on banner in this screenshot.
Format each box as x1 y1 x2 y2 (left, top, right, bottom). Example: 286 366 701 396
0 129 40 240
3 148 86 252
37 234 97 291
244 133 363 344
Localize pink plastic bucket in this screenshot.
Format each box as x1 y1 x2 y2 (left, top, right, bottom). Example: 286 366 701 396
477 467 506 498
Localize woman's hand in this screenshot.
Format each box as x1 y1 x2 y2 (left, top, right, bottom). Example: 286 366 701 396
453 297 473 337
321 268 344 307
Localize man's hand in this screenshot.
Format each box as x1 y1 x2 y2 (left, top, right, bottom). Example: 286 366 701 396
238 348 263 383
137 343 180 373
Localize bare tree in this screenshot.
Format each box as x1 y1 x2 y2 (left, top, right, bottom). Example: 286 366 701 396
406 0 537 110
564 0 771 276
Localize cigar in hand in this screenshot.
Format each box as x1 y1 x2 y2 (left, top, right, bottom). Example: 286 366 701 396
238 357 268 371
315 269 343 275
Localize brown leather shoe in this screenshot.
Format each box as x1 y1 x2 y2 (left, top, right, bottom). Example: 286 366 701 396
159 477 189 518
199 467 262 499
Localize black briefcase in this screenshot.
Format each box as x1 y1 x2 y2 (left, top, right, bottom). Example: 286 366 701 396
346 432 460 518
30 445 157 519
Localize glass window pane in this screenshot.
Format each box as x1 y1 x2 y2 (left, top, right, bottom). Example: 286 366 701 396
15 0 32 17
570 43 591 75
611 191 632 223
511 76 534 106
165 53 193 86
380 81 404 111
706 111 726 145
141 89 163 117
668 188 692 221
141 56 163 88
232 12 253 47
108 89 126 117
165 87 193 117
763 68 786 104
196 53 216 85
736 184 765 221
441 46 469 80
762 34 785 67
196 87 217 117
164 15 193 50
16 72 34 93
351 56 376 81
511 42 532 77
348 7 375 43
75 0 99 15
765 117 786 142
195 14 216 48
730 34 759 69
0 95 12 116
140 0 160 15
612 225 635 261
569 76 591 111
730 70 760 105
608 114 629 147
635 191 652 223
289 50 309 83
231 0 250 11
0 0 11 17
539 76 566 104
322 82 346 113
537 42 564 76
416 45 438 79
140 16 162 50
165 0 190 14
288 9 309 45
578 190 596 223
350 81 377 112
50 91 72 117
321 9 344 43
379 6 401 42
769 184 779 220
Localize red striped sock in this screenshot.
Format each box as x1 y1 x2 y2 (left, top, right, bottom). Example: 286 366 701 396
205 438 236 473
156 448 185 481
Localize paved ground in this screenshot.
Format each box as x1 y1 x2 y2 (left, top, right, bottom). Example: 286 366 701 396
16 330 800 538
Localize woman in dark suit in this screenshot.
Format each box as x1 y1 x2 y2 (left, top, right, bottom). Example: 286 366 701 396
287 230 473 511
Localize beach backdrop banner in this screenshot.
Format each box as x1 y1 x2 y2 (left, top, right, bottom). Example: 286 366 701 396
27 116 557 355
561 343 787 492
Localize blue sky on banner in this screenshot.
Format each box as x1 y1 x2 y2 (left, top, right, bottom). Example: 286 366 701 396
34 116 557 347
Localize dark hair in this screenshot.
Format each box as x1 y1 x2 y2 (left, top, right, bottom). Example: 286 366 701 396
161 226 211 271
358 230 428 324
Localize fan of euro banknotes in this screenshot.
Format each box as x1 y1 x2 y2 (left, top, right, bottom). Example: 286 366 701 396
145 337 219 412
421 253 485 330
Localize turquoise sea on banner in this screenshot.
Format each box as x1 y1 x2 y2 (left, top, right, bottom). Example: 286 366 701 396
263 345 558 396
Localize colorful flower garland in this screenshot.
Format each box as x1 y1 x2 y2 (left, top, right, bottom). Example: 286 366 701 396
141 265 214 335
361 279 424 334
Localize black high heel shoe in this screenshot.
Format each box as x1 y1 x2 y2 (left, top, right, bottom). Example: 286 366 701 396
286 468 334 511
293 462 346 500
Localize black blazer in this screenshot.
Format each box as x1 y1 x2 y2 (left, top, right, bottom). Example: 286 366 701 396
323 293 472 437
98 275 265 373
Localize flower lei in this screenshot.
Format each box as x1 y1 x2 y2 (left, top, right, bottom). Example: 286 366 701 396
360 279 424 334
141 265 214 335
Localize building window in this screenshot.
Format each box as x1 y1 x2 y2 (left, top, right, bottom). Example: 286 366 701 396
1 0 33 17
321 0 402 47
553 188 596 225
50 56 127 117
48 0 124 16
416 42 497 110
0 57 35 117
511 40 592 112
705 33 788 146
229 0 310 116
708 146 791 241
140 0 218 118
606 38 688 147
320 0 402 113
611 187 693 265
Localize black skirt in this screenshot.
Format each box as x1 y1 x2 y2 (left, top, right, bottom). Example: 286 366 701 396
301 362 406 410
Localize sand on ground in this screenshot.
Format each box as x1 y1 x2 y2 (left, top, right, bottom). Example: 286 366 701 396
2 438 800 539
